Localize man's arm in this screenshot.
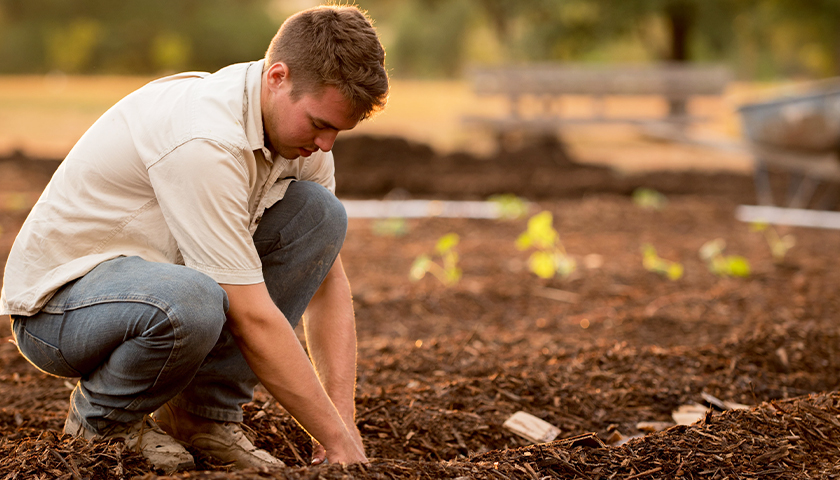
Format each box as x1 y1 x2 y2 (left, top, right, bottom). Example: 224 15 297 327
302 255 363 463
220 280 366 464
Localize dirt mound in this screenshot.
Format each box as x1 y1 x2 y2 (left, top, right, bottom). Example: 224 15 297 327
332 134 760 203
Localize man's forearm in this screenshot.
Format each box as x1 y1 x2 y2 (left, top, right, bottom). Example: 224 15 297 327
304 255 359 423
220 282 366 463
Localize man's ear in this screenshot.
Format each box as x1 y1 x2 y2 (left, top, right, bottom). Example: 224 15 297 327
265 62 290 91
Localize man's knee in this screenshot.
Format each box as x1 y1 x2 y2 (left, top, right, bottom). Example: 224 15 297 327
291 181 348 241
162 268 228 348
255 181 347 255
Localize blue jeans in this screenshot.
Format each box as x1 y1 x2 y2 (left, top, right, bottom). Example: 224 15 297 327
11 181 347 434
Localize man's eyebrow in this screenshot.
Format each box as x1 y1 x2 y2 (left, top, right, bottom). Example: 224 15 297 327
310 115 339 130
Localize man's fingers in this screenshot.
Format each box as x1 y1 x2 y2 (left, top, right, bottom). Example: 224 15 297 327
311 440 327 465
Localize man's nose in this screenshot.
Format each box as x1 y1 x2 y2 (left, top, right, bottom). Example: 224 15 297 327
314 130 339 152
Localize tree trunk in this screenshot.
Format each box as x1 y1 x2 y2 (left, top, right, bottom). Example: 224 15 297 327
666 1 694 117
667 3 692 62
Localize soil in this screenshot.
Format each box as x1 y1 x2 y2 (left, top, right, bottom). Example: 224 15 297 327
1 135 840 479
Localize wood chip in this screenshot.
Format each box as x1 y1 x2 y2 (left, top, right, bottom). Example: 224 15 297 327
502 411 561 444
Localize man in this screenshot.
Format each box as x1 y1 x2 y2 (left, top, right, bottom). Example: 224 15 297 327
0 5 388 473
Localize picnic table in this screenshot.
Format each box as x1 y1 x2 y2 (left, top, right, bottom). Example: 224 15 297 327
462 63 731 147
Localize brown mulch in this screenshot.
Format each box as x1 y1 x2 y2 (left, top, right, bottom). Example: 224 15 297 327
2 135 840 478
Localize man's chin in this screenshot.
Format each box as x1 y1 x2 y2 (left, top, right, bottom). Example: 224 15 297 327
276 147 315 159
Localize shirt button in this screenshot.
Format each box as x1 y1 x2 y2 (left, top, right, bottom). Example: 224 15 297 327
255 216 262 224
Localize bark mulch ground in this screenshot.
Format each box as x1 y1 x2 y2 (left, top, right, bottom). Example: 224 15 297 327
2 136 840 479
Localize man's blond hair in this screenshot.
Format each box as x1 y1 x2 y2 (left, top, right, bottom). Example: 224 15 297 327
265 5 389 120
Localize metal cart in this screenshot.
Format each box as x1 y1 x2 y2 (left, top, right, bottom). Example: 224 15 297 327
736 83 840 228
739 85 840 208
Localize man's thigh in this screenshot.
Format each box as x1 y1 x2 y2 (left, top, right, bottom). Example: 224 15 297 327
13 256 228 378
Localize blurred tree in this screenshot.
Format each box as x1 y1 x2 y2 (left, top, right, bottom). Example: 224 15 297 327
387 0 472 78
1 0 839 79
0 0 277 74
768 0 840 76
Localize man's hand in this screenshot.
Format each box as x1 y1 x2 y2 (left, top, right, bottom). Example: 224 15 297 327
311 419 363 465
220 281 367 465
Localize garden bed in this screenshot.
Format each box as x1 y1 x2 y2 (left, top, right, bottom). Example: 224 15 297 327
1 136 839 479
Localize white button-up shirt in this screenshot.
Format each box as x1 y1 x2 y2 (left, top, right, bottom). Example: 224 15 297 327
1 60 336 316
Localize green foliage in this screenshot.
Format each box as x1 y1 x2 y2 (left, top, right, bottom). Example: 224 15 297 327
632 188 668 211
1 0 838 78
44 18 102 73
488 194 529 220
3 193 29 212
750 222 795 263
699 239 750 277
410 233 462 286
641 244 683 280
372 217 409 237
388 0 471 78
0 0 277 74
516 211 576 279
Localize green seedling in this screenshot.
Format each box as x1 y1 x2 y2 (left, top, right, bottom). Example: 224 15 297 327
750 221 795 263
516 211 576 279
372 217 409 237
632 188 668 210
699 239 750 277
410 233 462 286
641 244 683 280
2 192 29 212
488 194 530 220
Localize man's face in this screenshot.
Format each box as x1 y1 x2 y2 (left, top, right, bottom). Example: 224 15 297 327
261 63 359 160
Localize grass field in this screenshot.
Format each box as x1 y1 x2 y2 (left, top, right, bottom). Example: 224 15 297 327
0 74 768 173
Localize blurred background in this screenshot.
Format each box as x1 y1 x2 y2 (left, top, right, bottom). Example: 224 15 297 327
1 0 839 170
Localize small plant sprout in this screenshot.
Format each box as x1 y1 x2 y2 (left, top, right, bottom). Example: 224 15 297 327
516 211 576 279
488 194 530 220
410 233 462 286
641 244 684 280
632 188 668 210
372 217 409 237
699 239 751 277
750 221 795 263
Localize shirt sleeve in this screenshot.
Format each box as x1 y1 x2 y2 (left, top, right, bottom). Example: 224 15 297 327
147 139 264 285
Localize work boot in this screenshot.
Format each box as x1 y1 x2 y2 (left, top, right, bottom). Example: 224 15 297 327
154 403 284 469
64 410 195 473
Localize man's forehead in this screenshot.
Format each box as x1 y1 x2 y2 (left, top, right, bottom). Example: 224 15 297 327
305 87 359 130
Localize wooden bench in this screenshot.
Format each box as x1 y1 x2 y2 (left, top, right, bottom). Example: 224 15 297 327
462 63 732 146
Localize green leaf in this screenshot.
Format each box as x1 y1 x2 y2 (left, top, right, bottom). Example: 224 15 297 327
555 255 577 278
527 211 558 249
435 233 460 254
445 267 462 285
372 217 409 237
750 221 769 232
632 188 667 210
409 255 431 281
699 239 725 261
489 194 529 220
515 232 533 251
529 251 556 279
666 263 684 280
727 256 751 277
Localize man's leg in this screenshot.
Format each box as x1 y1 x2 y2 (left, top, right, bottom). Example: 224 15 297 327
159 181 347 464
12 255 228 471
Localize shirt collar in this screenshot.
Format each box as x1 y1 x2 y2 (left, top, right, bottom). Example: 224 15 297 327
243 59 271 160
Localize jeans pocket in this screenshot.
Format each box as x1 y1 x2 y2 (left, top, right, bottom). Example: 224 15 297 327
15 324 81 378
